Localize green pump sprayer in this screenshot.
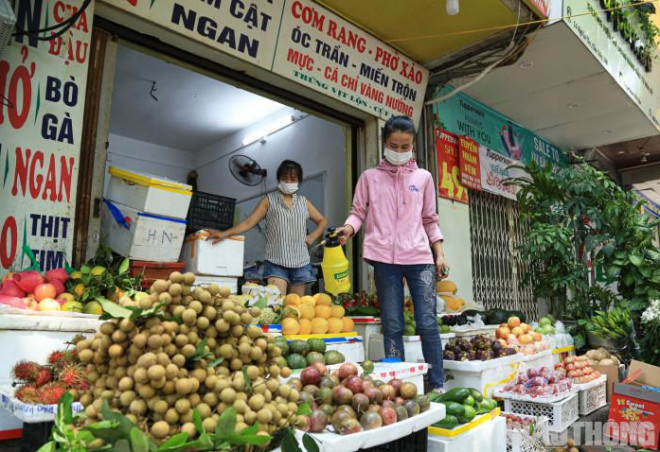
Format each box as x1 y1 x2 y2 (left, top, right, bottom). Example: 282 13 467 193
321 228 351 296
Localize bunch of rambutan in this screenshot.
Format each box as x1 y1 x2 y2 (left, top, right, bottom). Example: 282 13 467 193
11 347 89 405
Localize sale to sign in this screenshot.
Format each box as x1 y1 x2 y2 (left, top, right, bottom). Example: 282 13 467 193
435 128 467 204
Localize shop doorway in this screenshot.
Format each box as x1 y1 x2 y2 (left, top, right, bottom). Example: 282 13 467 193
85 41 354 286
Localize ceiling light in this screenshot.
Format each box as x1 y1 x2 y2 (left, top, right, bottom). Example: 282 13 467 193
446 0 459 15
567 102 581 110
519 61 534 69
242 115 294 146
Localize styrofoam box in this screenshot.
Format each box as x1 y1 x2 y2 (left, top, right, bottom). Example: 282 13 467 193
182 231 244 277
518 350 554 372
443 353 523 398
191 275 238 294
325 338 365 364
428 415 506 452
101 201 187 262
367 333 455 363
106 166 192 219
0 389 84 423
372 362 429 394
349 317 382 359
281 403 446 452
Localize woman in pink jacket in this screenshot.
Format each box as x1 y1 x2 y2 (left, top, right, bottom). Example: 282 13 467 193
336 115 450 391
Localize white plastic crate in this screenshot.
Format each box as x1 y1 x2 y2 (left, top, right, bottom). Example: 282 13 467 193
503 393 578 433
101 200 187 262
182 231 245 277
575 375 607 415
106 167 192 219
502 412 549 452
443 353 523 398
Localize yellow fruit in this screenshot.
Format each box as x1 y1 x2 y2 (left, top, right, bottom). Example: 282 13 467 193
314 305 331 319
327 318 343 334
59 293 75 302
330 306 345 318
342 317 354 333
73 283 86 297
299 319 312 335
314 293 332 306
441 295 464 312
310 318 328 334
300 295 315 306
91 266 106 277
84 301 103 315
437 280 458 294
284 294 300 307
281 318 300 336
298 304 315 320
69 271 83 280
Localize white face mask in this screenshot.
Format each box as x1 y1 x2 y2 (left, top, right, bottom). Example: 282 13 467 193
384 147 413 166
278 181 299 194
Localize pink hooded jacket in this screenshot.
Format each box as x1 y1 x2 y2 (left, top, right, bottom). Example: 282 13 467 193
345 160 443 265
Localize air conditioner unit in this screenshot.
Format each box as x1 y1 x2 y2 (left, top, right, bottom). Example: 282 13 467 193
0 0 16 57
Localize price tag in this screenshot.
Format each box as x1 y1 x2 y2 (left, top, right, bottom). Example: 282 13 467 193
435 128 468 203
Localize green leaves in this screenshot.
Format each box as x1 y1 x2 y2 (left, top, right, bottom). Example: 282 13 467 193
98 297 165 322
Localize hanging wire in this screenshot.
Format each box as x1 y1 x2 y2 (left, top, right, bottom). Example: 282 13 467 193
12 0 93 41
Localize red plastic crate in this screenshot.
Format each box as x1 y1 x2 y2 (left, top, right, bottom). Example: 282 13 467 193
129 261 185 289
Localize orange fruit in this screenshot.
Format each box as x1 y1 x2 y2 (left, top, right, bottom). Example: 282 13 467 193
341 317 354 333
299 319 312 335
507 316 521 328
330 306 345 318
311 318 329 334
314 305 332 319
328 318 343 334
298 304 315 320
300 295 316 306
314 293 333 307
282 318 300 336
284 294 301 307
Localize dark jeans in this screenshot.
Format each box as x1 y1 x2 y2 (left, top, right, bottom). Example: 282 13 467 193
373 262 444 389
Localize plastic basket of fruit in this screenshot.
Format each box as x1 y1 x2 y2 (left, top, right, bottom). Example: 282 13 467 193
501 411 549 452
575 374 607 415
495 367 574 404
502 393 578 433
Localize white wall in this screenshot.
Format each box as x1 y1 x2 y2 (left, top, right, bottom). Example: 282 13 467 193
194 110 347 232
105 134 195 194
437 198 474 304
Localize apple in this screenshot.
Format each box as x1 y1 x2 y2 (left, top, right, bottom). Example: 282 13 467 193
38 298 61 311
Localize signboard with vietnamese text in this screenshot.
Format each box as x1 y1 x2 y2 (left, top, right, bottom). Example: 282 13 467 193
432 87 567 171
479 146 528 201
0 0 94 275
272 0 428 124
458 136 482 191
99 0 429 123
435 128 467 204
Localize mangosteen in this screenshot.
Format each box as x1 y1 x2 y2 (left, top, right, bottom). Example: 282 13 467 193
492 341 503 352
443 350 456 361
504 348 517 356
467 350 477 361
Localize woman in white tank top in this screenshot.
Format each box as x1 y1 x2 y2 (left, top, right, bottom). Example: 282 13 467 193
209 161 327 295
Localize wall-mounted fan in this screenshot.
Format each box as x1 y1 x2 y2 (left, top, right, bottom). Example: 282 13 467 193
0 0 17 57
229 155 267 186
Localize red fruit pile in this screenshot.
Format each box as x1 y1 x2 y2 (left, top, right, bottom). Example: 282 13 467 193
294 362 430 436
0 268 70 310
555 355 601 384
11 346 89 405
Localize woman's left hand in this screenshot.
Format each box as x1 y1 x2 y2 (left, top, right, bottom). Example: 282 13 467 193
305 235 315 247
436 256 450 280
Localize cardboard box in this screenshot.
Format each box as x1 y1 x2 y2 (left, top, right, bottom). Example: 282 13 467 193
592 364 620 401
607 360 660 450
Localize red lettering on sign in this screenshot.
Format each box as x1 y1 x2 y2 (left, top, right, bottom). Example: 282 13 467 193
0 216 17 270
11 147 75 203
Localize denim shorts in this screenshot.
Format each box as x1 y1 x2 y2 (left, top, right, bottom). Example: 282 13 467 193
263 261 316 286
